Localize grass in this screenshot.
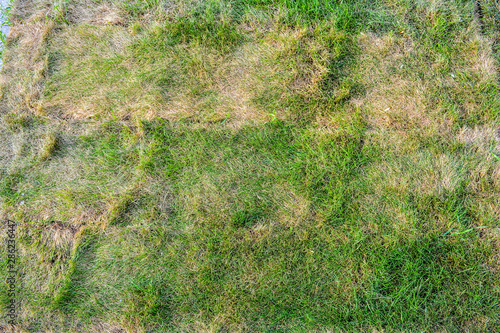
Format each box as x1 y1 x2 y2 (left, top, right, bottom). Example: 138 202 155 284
0 0 499 332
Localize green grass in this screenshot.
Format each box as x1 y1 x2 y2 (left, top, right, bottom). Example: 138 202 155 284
0 0 500 331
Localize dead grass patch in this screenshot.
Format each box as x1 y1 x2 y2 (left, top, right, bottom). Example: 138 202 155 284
64 0 124 25
356 21 499 142
456 125 500 152
456 126 500 197
0 17 54 114
361 149 467 236
482 227 500 275
355 32 440 135
367 152 462 197
34 17 353 127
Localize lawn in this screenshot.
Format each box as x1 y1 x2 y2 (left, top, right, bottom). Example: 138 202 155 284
1 0 500 331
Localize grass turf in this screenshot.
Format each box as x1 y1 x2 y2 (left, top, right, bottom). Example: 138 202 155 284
0 0 500 331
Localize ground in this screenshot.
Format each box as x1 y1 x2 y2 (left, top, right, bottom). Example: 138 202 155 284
0 0 500 332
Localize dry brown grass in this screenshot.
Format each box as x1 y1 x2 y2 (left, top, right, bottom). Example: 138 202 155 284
355 33 442 136
26 15 351 129
168 24 334 126
457 126 500 196
0 17 54 114
360 149 467 236
64 0 124 25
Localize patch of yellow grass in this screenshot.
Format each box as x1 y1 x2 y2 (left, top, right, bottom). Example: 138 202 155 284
29 16 350 128
456 126 500 201
0 16 54 114
64 0 124 25
355 33 438 134
274 185 311 227
361 149 467 235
